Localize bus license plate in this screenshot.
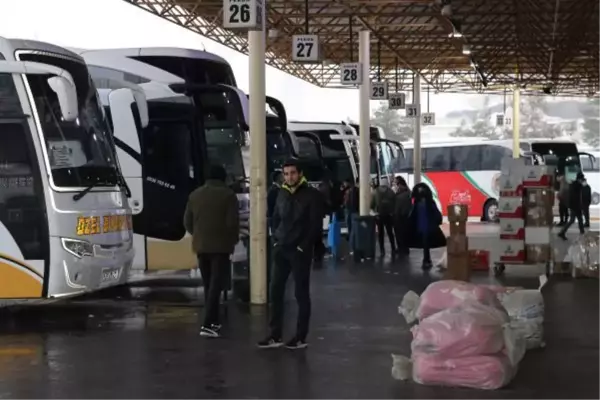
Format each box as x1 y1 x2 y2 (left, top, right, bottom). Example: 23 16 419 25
101 268 120 284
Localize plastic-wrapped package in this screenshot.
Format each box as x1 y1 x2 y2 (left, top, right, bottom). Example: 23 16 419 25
400 281 504 323
411 302 509 359
569 233 600 278
412 353 516 390
391 354 412 381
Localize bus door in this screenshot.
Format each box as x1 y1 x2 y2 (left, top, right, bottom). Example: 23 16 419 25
264 96 289 174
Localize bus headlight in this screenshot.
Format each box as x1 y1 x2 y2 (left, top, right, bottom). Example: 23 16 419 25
61 238 94 258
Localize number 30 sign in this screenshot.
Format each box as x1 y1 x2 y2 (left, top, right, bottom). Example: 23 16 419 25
223 0 263 30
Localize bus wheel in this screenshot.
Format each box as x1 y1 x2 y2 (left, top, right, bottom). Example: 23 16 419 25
482 199 499 223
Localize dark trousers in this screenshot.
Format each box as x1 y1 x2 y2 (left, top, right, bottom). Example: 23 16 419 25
314 223 326 262
198 253 229 327
559 208 585 235
394 217 409 254
269 247 312 341
422 233 431 263
376 214 396 253
559 202 569 223
583 206 591 226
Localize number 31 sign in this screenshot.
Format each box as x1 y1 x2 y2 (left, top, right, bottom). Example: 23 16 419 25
223 0 264 30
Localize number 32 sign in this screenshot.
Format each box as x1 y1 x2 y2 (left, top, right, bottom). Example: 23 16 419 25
223 0 264 30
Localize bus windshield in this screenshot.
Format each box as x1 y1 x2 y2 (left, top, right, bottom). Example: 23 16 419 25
18 52 119 188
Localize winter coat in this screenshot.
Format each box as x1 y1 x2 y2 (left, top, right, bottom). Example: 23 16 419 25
406 183 446 249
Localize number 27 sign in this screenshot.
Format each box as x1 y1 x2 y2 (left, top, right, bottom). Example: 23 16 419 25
223 0 264 30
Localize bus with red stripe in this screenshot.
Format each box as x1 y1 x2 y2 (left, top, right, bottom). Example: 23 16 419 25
394 139 597 222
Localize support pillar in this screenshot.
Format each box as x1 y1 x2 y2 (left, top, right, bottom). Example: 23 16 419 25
248 27 267 305
358 30 371 216
512 87 520 158
412 74 422 184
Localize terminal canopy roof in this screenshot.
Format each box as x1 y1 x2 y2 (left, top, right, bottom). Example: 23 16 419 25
126 0 599 97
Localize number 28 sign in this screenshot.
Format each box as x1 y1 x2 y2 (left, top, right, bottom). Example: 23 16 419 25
340 63 363 85
223 0 264 30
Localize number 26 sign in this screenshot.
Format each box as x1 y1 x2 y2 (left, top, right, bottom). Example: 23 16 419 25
223 0 264 30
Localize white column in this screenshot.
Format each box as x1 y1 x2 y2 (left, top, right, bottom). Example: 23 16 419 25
358 30 371 216
248 27 267 305
412 74 422 184
512 87 520 158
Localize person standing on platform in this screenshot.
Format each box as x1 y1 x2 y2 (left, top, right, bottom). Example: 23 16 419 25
393 176 412 256
558 172 586 240
344 178 360 254
557 173 569 226
184 165 239 338
371 178 396 256
582 175 592 228
258 160 321 350
407 183 446 269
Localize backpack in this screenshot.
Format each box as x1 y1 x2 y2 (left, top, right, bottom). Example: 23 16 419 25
377 186 395 216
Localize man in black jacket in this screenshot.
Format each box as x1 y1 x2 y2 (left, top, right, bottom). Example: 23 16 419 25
582 175 592 228
558 172 586 240
258 160 321 350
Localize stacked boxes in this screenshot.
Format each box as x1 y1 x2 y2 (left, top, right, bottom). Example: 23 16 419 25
497 159 526 263
445 204 469 281
523 166 554 263
496 158 555 265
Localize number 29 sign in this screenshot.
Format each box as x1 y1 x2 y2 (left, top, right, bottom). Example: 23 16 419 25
223 0 264 30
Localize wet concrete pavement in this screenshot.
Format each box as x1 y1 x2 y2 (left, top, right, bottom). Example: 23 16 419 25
0 248 597 399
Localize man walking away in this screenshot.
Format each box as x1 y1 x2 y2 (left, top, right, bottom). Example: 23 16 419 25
582 174 592 228
558 172 586 240
393 176 412 255
371 178 396 256
258 160 321 350
184 165 240 338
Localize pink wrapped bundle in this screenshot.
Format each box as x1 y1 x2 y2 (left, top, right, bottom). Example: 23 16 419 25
412 302 509 358
417 280 503 320
412 353 515 390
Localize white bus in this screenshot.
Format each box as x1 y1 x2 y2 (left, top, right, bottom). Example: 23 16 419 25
0 38 140 301
397 138 597 221
78 48 289 272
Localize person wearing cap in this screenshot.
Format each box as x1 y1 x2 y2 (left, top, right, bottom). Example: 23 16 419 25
184 164 240 338
558 172 586 240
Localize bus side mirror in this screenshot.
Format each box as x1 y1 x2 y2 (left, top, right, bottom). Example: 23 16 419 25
47 76 78 122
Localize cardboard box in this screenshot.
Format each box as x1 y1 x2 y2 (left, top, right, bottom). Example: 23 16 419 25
445 254 471 281
526 244 552 263
498 175 523 197
525 206 554 227
500 218 525 240
449 220 467 236
498 197 523 219
447 204 468 222
469 250 490 271
525 227 552 245
523 165 553 188
501 157 526 176
447 234 468 255
498 240 526 263
524 188 555 209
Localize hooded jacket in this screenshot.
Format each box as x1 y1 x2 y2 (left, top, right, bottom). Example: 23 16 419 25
271 176 321 253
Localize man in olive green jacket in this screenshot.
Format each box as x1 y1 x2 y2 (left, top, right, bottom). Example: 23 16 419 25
184 165 239 338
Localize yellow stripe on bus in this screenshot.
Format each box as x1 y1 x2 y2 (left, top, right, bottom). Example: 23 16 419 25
0 259 43 299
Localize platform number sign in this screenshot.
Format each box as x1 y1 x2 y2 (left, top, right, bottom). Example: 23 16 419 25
292 35 320 63
504 117 512 126
422 112 436 126
496 114 505 127
370 81 388 100
405 104 420 118
388 93 406 110
223 0 263 30
340 63 362 85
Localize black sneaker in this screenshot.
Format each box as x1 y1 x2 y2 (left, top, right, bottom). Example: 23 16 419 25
558 233 568 241
210 324 222 332
199 326 220 338
257 336 283 349
285 337 308 350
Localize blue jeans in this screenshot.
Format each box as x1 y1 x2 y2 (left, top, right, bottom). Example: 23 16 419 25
347 212 360 252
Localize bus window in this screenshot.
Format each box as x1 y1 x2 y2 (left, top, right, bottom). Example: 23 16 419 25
450 145 482 171
423 147 450 171
398 148 413 172
481 145 512 170
580 155 599 172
